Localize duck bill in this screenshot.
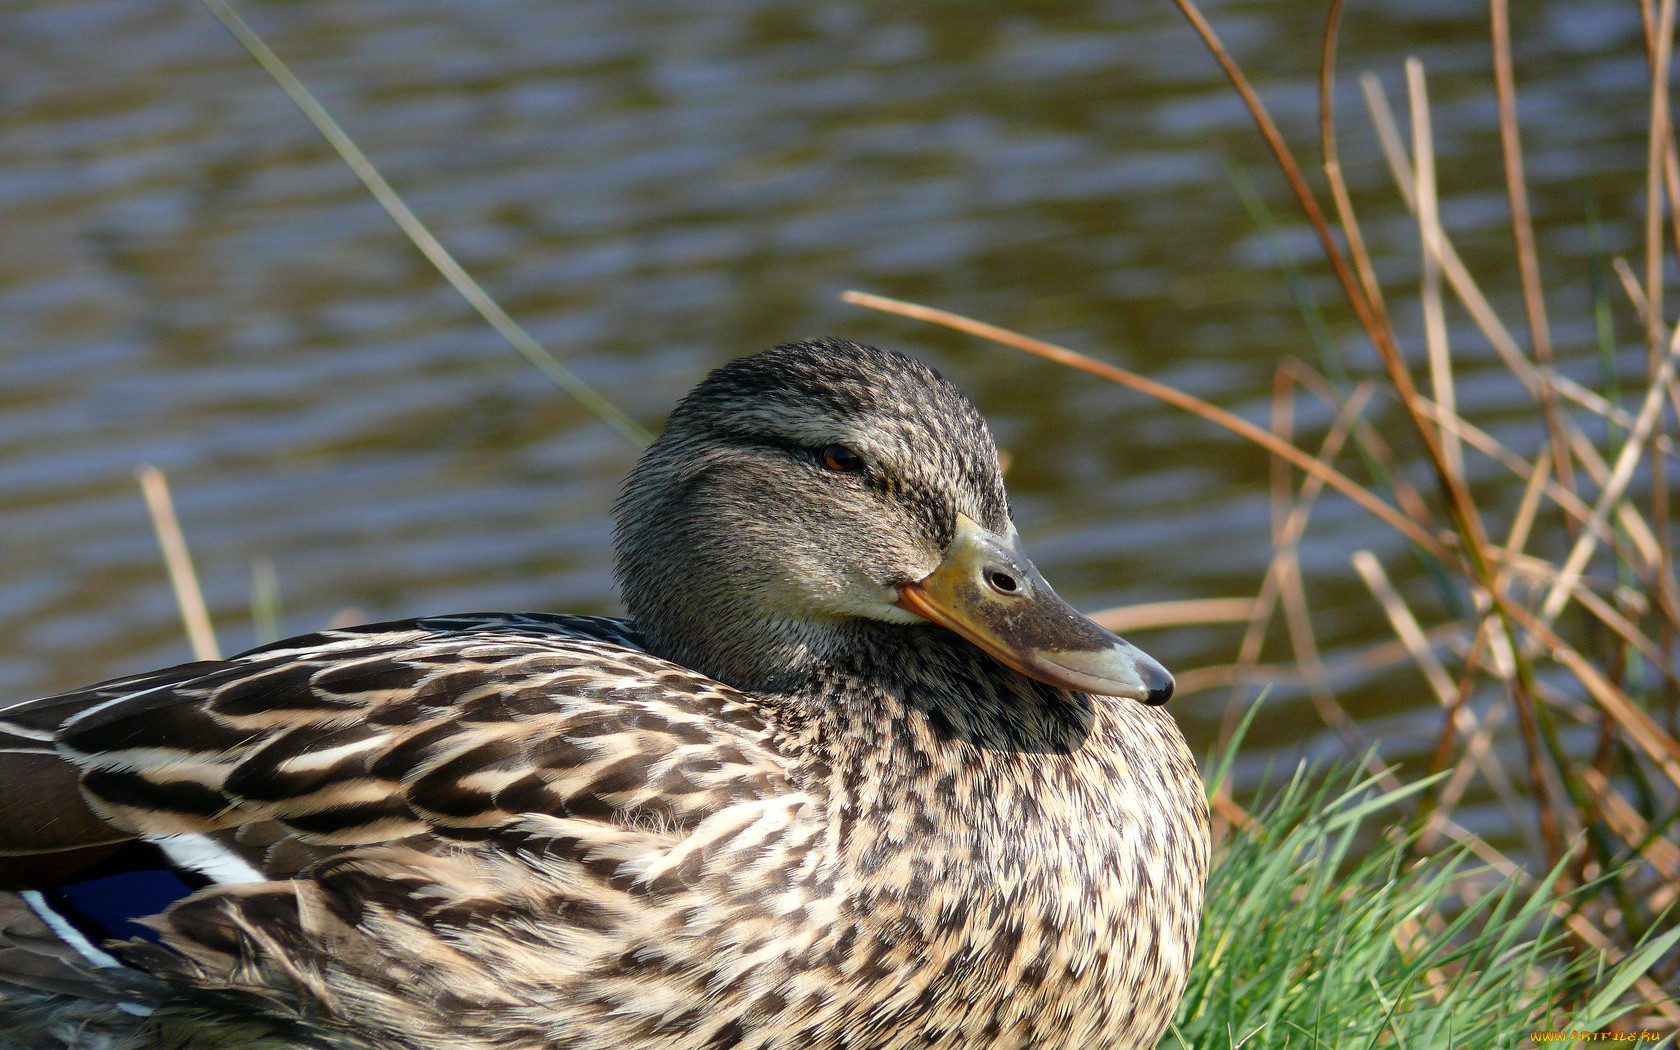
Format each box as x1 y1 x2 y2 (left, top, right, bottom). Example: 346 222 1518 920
895 515 1174 704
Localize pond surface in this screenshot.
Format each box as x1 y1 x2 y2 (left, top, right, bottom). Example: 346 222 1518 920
0 0 1663 847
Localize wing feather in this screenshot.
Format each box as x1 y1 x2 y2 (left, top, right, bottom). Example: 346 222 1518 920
0 613 812 1039
2 614 791 867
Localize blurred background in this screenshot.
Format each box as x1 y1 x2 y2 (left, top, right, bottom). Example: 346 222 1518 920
0 0 1662 846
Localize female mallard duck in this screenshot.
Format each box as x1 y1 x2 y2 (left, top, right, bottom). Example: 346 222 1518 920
0 339 1208 1050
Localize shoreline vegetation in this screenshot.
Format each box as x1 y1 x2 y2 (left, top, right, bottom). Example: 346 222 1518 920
124 0 1678 1043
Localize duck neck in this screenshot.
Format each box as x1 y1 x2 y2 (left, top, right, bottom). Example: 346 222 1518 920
635 606 876 696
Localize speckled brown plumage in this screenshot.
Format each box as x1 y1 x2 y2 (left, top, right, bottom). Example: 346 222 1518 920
0 340 1208 1050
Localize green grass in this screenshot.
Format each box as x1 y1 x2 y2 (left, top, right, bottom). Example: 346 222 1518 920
1161 725 1679 1050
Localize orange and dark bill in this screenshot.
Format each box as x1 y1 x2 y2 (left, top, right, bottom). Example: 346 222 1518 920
895 515 1174 704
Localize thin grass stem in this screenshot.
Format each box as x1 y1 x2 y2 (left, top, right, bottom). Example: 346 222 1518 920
1407 60 1462 480
1490 0 1576 504
137 466 220 662
197 0 651 448
1538 324 1680 625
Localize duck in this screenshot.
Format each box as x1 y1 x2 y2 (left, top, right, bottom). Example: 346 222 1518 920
0 339 1209 1050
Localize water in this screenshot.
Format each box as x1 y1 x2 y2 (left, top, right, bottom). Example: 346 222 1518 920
0 0 1663 841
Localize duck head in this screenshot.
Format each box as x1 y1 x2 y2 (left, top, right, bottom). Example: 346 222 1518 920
613 339 1172 703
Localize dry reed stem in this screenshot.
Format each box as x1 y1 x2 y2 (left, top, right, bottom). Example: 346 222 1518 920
1279 360 1435 527
1638 0 1680 723
1538 323 1680 625
1490 0 1577 508
1549 371 1674 453
1378 52 1566 866
1505 604 1680 790
1267 366 1295 610
1351 551 1458 709
1087 598 1258 634
1639 0 1680 268
1411 399 1632 558
1407 60 1464 481
1425 683 1518 853
1578 767 1680 882
1277 505 1361 772
1493 553 1676 685
1230 365 1326 715
1321 33 1500 590
1489 0 1553 366
1500 438 1551 572
1562 428 1667 575
1353 100 1659 452
1172 663 1257 695
1225 373 1378 755
1318 0 1392 331
1362 75 1555 397
1404 399 1679 689
137 465 220 662
1171 0 1373 343
1614 256 1652 325
1640 0 1677 356
1351 552 1528 836
1186 623 1466 697
1342 50 1677 724
1417 378 1673 616
1361 73 1674 563
1249 0 1666 1001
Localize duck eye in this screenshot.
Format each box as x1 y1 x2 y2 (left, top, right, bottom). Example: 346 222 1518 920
819 444 865 473
987 570 1020 594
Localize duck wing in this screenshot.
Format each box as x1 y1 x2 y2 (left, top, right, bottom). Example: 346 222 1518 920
1 613 789 872
0 613 807 1045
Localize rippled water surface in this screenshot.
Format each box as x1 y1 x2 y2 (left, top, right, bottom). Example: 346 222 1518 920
0 0 1662 832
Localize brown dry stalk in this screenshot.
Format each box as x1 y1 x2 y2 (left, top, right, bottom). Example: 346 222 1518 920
1538 325 1680 625
1278 360 1434 527
1318 0 1392 332
1502 596 1680 791
1307 5 1497 576
1270 387 1385 764
1087 598 1258 634
1490 0 1577 507
138 465 221 662
1352 552 1529 843
1339 36 1559 862
1171 0 1370 339
1637 0 1680 725
1579 767 1680 881
1412 399 1638 558
1408 60 1464 481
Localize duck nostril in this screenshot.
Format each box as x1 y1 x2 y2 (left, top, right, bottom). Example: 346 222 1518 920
987 571 1019 594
